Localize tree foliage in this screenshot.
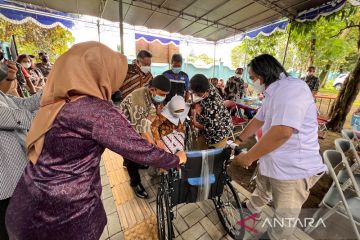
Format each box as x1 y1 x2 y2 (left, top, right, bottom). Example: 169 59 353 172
187 53 214 65
0 19 74 62
231 4 359 75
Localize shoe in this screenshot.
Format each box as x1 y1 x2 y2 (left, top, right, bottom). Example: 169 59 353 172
132 184 149 199
241 202 261 221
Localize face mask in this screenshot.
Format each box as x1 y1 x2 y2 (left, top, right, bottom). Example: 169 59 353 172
235 74 242 78
172 67 181 74
152 95 166 103
21 62 31 69
42 56 49 63
192 94 204 103
140 66 151 74
252 80 265 94
172 112 183 118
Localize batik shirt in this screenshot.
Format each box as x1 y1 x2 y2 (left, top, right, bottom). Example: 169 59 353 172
224 76 245 101
120 87 162 134
302 75 320 92
35 62 53 77
197 85 233 145
120 63 153 99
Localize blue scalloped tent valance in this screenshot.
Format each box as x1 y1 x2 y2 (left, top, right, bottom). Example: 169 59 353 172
0 0 74 29
245 19 288 39
296 0 347 22
135 33 180 46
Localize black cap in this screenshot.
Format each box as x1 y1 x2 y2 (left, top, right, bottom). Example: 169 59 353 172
149 75 171 92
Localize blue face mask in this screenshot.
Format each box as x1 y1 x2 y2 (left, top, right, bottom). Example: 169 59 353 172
172 67 181 74
152 95 166 103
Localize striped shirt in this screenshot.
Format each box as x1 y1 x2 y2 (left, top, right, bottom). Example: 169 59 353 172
0 91 41 199
119 63 153 99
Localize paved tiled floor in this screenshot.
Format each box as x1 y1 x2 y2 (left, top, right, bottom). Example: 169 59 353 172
100 150 314 240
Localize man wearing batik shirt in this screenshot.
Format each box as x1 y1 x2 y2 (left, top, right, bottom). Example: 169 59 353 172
35 51 53 78
301 66 320 97
119 50 153 99
224 67 246 101
190 74 233 149
120 75 171 199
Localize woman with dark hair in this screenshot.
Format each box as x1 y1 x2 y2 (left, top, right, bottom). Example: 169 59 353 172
16 54 37 95
17 54 45 91
234 54 326 240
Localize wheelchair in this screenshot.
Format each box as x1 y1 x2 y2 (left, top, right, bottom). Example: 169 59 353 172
156 143 245 239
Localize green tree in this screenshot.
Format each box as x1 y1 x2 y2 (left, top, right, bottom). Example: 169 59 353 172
0 19 74 62
187 53 214 65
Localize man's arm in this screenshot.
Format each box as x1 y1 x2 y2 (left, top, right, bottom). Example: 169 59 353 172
7 91 42 112
235 117 264 144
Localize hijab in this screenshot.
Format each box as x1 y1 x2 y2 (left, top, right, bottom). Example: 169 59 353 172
26 41 128 164
161 95 190 126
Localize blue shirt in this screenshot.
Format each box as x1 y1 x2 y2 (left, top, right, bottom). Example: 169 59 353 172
255 73 326 180
163 70 189 103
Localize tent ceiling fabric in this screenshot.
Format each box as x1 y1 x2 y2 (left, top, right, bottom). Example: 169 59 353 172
13 0 331 41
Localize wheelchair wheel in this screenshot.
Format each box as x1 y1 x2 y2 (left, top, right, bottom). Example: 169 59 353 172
213 180 245 239
156 186 173 240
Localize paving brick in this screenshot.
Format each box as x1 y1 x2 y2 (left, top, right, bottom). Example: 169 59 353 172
173 215 189 234
174 236 183 240
99 225 109 240
198 233 212 240
178 203 199 218
107 212 122 236
197 200 214 215
216 222 227 236
184 208 206 227
208 210 220 226
109 231 124 240
103 197 117 215
181 222 206 240
101 184 113 200
200 217 223 240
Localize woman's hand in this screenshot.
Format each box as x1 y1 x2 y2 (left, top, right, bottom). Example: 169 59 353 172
176 151 187 165
6 61 17 80
234 152 253 168
156 140 166 150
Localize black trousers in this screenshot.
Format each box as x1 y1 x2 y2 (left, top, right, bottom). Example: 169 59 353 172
124 158 142 187
0 198 10 240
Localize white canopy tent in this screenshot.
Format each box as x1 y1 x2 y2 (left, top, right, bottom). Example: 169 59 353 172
10 0 333 52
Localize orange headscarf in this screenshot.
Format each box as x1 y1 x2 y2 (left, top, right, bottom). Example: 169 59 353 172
26 41 128 164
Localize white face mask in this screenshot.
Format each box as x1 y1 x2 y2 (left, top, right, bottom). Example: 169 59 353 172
252 80 265 94
235 74 242 78
192 94 204 103
140 66 151 74
172 112 183 118
21 62 31 69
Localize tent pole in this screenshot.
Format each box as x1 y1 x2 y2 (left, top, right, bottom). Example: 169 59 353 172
282 22 292 66
213 42 216 77
97 19 101 42
243 37 248 69
118 0 124 54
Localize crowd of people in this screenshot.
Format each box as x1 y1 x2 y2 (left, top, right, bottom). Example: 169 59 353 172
0 41 326 240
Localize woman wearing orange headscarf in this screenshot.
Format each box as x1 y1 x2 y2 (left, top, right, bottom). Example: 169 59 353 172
5 42 186 240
